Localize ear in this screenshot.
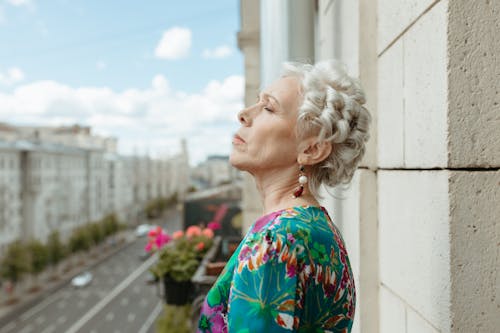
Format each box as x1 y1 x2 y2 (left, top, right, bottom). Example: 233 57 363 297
297 137 332 166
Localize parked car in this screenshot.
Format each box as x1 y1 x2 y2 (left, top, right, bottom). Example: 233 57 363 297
71 271 93 288
135 224 152 237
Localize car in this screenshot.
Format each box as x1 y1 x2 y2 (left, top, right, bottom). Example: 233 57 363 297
71 271 93 288
135 224 151 237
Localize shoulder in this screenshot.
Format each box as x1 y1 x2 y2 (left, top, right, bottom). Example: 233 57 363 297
273 206 352 270
270 206 339 247
236 206 330 272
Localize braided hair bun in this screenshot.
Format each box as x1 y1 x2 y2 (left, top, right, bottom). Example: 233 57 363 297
282 60 372 197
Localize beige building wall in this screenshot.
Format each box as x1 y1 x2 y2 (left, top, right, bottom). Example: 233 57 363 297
239 0 498 331
377 0 499 332
237 0 262 233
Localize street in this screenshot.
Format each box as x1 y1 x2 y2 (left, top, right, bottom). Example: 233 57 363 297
0 208 183 333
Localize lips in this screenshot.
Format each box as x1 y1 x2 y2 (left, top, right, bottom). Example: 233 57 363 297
233 134 245 144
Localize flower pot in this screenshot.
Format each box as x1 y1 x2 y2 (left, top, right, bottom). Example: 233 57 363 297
163 275 193 305
206 261 226 276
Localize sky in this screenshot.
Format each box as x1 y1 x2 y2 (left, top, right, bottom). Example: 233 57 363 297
0 0 244 165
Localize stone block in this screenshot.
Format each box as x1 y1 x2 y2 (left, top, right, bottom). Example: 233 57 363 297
379 286 406 333
378 0 438 54
378 170 451 330
448 170 500 332
378 39 404 167
447 0 500 167
403 0 448 168
407 309 441 333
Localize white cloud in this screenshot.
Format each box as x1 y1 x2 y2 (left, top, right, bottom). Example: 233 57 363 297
151 74 170 92
202 45 233 59
0 74 244 164
154 27 191 60
0 67 25 86
5 0 35 11
5 0 31 6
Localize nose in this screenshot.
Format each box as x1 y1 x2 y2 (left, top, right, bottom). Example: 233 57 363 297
237 106 252 126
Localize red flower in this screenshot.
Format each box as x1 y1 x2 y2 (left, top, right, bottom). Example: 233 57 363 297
195 242 205 251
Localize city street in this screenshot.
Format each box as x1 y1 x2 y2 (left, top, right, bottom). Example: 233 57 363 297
0 208 183 333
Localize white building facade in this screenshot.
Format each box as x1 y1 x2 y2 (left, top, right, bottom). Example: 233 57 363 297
0 142 23 255
238 0 499 332
0 124 190 255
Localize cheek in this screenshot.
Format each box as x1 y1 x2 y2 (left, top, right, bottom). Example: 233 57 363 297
253 127 298 159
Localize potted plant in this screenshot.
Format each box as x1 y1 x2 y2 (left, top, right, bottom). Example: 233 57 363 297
146 225 215 305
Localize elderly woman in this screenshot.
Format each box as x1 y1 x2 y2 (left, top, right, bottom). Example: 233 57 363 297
197 60 372 332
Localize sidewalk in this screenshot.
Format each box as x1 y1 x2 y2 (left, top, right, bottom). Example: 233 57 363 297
0 229 136 329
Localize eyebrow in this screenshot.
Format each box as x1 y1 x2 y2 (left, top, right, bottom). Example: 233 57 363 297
259 92 281 108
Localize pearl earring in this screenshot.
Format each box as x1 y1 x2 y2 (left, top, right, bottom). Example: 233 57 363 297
293 165 308 198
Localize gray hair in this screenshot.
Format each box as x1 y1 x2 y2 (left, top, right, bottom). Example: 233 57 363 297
282 60 372 198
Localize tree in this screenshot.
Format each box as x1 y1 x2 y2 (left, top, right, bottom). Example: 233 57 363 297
101 214 119 237
27 239 48 291
47 230 66 279
88 222 104 246
47 231 65 265
68 227 91 254
0 241 30 299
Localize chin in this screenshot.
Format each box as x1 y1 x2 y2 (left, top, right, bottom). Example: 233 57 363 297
229 151 248 172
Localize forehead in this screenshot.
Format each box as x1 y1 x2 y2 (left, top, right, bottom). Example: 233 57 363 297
263 76 302 110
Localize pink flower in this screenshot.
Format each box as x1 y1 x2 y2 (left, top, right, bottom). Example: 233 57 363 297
186 225 202 238
172 230 184 240
145 226 171 252
147 226 162 238
195 242 205 251
202 228 214 239
155 232 171 249
207 221 221 231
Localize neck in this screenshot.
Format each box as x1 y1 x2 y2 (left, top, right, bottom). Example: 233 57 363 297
251 166 320 215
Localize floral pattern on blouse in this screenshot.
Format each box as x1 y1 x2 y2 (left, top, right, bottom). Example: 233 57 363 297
197 206 356 333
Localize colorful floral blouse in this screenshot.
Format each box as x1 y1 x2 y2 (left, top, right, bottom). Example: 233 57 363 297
197 205 356 333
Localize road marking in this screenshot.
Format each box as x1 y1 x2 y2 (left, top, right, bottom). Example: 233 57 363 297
57 316 66 324
20 293 60 321
65 253 157 333
127 313 135 322
137 301 163 333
